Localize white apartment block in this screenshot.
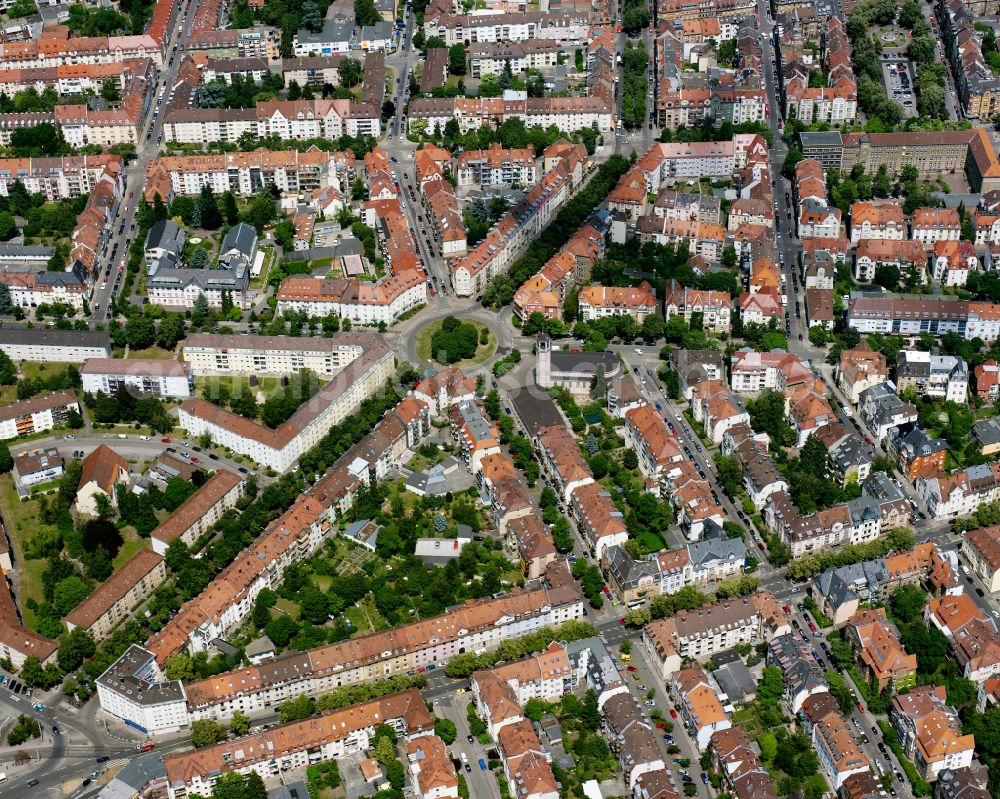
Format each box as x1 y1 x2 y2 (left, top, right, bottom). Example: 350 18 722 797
95 646 190 735
423 11 591 47
177 339 395 472
0 390 80 440
182 333 383 378
274 274 428 326
81 359 194 399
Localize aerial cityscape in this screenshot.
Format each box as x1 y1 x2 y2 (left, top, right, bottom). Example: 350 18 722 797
2 1 1000 799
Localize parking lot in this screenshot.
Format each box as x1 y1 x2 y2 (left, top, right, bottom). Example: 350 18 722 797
881 59 916 117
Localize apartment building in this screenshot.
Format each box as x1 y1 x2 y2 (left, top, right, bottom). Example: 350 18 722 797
671 664 732 749
0 267 87 312
849 202 906 243
848 295 1000 341
913 208 962 247
450 156 577 297
149 470 245 555
887 425 948 482
601 692 665 789
181 333 372 378
961 525 1000 592
455 144 537 187
421 9 591 47
768 634 829 713
890 686 975 781
81 359 194 400
975 359 1000 401
12 447 63 493
280 55 343 87
577 281 657 322
468 40 562 78
450 400 501 474
635 139 737 184
691 381 751 445
853 238 928 283
95 645 189 735
274 270 427 325
932 240 978 287
119 561 582 728
837 342 889 405
729 348 813 393
0 389 80 440
143 148 354 205
177 335 394 472
414 367 477 418
163 690 434 798
408 95 612 135
926 594 1000 682
662 281 731 333
65 549 166 641
643 591 789 676
710 726 779 799
844 608 917 691
896 352 968 404
0 328 111 363
534 423 593 506
622 403 682 490
0 568 57 670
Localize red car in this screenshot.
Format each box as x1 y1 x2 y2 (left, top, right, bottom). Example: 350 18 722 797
191 457 200 463
857 703 864 713
161 438 171 443
141 741 155 752
627 665 637 672
655 721 667 729
619 618 626 625
783 603 791 614
669 709 678 719
808 621 818 633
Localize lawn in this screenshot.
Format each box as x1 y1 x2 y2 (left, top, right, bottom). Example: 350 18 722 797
0 361 75 404
0 474 54 627
414 319 497 368
634 529 665 554
194 375 282 406
275 597 301 620
112 530 147 570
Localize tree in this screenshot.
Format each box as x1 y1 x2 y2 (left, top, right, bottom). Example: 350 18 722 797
53 575 91 616
125 315 156 349
165 653 196 681
0 212 17 241
354 0 381 26
890 584 927 625
223 192 240 226
757 665 784 707
57 627 95 672
156 316 186 350
435 717 457 744
298 584 330 625
339 58 363 88
374 735 396 765
230 710 251 737
448 43 467 75
191 719 228 748
197 185 222 230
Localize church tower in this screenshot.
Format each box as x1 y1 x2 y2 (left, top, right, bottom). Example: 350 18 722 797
536 333 551 388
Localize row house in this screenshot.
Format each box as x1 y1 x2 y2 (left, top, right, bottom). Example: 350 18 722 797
739 287 783 324
853 238 928 283
468 40 563 78
767 634 829 713
846 295 1000 342
849 202 906 243
644 591 790 677
662 280 731 333
605 537 746 606
451 152 579 297
569 482 628 561
837 342 888 405
710 726 779 799
407 95 612 135
422 8 592 47
784 77 857 124
857 382 918 441
690 380 750 445
143 147 354 204
671 665 732 750
975 359 1000 401
889 686 975 781
577 281 657 323
512 215 602 322
455 143 537 187
926 594 1000 682
623 403 683 491
913 208 962 247
801 693 871 789
961 524 1000 592
275 271 427 326
917 461 1000 520
932 240 978 287
105 562 583 732
450 399 501 475
161 690 433 797
896 351 968 404
764 474 910 558
843 607 917 691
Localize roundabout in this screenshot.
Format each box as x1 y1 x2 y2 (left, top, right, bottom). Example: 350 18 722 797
414 315 498 368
